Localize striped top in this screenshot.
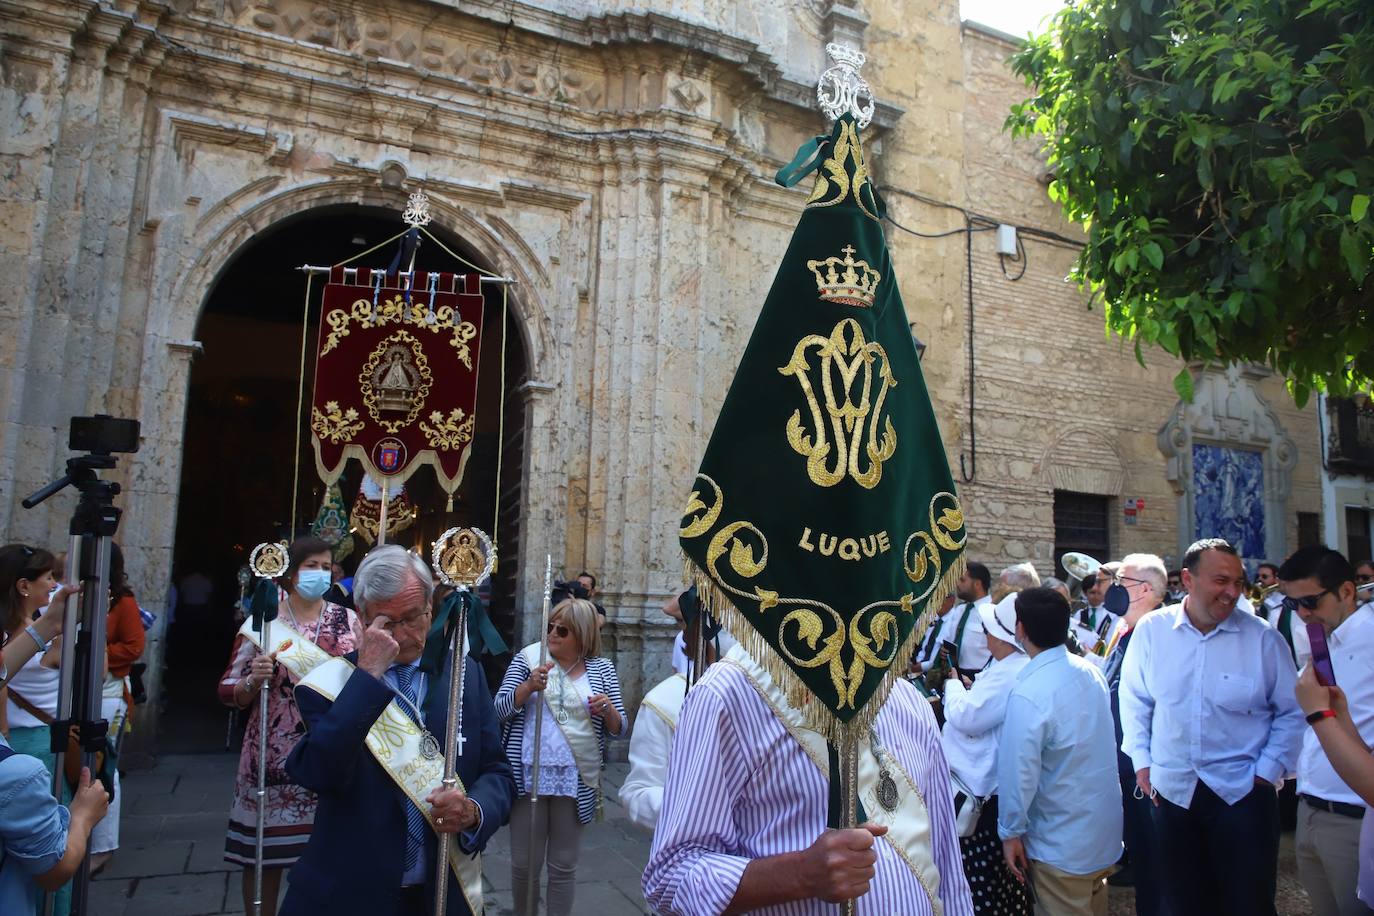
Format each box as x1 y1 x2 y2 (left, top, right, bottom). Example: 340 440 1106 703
643 663 975 916
495 650 626 824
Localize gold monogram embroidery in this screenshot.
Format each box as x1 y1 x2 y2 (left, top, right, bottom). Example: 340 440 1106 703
366 704 414 761
780 318 897 489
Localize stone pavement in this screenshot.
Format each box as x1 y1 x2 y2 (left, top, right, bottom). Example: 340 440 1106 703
89 752 1312 915
88 753 651 916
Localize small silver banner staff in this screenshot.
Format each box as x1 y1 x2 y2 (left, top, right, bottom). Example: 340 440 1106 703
524 556 554 916
247 540 288 916
430 527 497 916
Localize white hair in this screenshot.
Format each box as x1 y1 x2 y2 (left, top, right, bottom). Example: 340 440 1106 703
354 544 434 611
990 562 1041 603
1120 553 1167 596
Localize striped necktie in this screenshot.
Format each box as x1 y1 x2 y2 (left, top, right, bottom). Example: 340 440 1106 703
392 664 427 875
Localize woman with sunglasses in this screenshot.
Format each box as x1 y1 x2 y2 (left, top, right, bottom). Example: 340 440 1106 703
495 597 626 916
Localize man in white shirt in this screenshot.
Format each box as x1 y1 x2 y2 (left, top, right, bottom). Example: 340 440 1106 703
1278 547 1374 916
1071 565 1119 656
1259 560 1311 669
622 587 730 830
941 594 1031 912
911 593 957 673
1119 538 1304 916
947 562 993 676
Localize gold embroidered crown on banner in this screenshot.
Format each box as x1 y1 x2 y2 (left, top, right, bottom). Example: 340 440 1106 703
807 245 881 307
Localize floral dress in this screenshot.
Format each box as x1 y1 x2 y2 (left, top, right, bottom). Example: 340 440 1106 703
219 601 358 866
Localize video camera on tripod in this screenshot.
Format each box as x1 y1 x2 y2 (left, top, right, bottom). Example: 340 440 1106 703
550 577 591 605
22 414 139 916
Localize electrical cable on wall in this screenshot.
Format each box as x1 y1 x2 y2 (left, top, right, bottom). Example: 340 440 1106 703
999 233 1028 281
878 183 1086 484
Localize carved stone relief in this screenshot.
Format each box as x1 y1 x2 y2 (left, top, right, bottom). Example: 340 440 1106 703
227 0 605 107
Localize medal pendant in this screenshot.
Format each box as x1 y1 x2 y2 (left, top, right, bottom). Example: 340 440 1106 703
420 732 441 760
556 708 569 725
877 770 899 812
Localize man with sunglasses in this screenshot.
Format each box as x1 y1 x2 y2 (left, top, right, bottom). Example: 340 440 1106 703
1119 538 1304 916
1278 547 1374 916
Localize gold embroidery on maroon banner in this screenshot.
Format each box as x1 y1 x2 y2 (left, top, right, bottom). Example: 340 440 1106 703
321 294 478 369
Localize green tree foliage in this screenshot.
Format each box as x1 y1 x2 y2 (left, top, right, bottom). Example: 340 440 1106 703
1008 0 1373 404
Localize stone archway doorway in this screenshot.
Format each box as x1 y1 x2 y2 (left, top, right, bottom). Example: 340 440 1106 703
161 203 529 753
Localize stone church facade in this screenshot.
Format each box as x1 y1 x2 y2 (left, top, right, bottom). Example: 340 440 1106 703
0 0 1321 727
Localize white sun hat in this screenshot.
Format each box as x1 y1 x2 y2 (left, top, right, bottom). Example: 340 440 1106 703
980 593 1022 650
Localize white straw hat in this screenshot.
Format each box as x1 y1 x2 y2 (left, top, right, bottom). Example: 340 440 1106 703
981 594 1022 649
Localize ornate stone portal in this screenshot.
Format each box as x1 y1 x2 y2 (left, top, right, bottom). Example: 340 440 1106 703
1158 366 1299 565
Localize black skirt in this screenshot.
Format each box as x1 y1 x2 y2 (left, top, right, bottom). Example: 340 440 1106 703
959 795 1031 916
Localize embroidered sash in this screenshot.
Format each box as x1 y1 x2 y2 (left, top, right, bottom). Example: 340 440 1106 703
519 644 601 795
640 673 688 732
299 657 483 915
722 645 945 916
237 610 333 682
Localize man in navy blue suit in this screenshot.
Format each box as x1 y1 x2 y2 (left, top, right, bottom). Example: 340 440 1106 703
281 544 515 916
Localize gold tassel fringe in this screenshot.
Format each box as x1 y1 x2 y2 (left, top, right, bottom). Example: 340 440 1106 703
684 551 967 742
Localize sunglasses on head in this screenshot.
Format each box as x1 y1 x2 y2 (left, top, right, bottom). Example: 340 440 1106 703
547 623 570 638
1281 589 1330 612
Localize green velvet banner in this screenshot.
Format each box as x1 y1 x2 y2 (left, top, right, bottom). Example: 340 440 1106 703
680 115 966 737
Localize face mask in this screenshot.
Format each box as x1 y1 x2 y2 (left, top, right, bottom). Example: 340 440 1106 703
295 569 332 600
1104 582 1131 616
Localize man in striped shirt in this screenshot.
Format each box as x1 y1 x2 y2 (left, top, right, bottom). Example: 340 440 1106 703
642 646 975 915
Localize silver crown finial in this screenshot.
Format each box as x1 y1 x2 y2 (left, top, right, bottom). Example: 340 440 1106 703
817 43 875 129
402 189 433 229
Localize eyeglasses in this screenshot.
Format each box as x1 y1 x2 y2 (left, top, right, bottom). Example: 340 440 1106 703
389 610 432 631
1114 575 1151 590
1282 590 1331 612
1358 573 1373 584
547 623 570 638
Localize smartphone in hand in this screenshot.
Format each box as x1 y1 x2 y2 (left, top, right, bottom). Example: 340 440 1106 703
1306 622 1337 687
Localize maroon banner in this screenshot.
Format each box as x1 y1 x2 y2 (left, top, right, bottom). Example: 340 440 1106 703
309 268 485 499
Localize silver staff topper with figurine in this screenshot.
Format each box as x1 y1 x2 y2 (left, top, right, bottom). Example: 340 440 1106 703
429 526 495 916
